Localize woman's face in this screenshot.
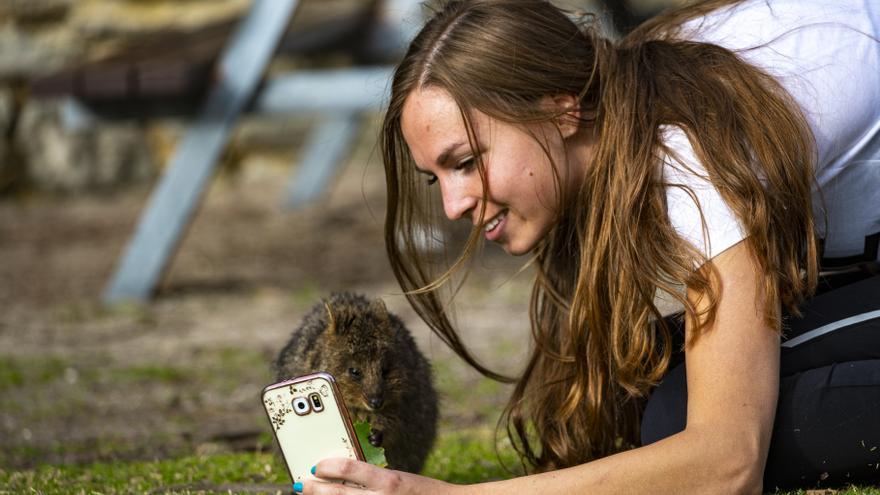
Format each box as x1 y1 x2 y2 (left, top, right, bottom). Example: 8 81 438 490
400 86 588 255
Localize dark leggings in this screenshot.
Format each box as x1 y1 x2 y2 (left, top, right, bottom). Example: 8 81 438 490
640 273 880 491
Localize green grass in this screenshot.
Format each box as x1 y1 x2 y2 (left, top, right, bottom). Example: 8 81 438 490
0 428 521 494
0 347 270 392
0 350 273 469
2 352 879 493
2 429 879 494
422 428 524 483
0 357 70 391
0 452 288 494
0 356 190 392
781 491 880 495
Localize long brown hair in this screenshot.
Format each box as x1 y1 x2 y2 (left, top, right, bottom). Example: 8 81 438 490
381 0 818 471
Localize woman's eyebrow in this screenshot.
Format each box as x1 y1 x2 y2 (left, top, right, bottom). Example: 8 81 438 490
434 141 468 167
413 141 469 174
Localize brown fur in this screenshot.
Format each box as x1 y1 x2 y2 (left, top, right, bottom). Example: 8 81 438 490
273 292 438 473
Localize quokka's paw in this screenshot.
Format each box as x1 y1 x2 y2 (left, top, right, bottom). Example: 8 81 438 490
368 430 384 447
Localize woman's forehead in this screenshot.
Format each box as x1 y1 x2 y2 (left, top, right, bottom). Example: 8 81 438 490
401 87 472 169
401 87 463 135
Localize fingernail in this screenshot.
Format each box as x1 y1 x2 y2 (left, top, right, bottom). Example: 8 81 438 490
293 481 303 493
310 465 316 475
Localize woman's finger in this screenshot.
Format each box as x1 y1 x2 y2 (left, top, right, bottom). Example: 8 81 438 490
309 458 455 494
300 478 368 495
314 458 382 486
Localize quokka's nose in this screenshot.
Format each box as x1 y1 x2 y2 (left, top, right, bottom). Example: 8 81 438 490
369 396 384 409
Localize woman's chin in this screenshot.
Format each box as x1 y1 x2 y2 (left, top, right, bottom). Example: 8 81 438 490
500 239 535 257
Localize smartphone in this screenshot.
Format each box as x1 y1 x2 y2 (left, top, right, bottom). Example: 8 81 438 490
261 371 365 485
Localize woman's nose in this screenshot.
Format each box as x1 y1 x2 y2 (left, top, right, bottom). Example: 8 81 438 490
441 179 478 221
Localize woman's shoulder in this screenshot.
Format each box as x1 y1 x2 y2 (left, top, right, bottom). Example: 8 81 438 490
683 0 878 45
686 0 880 168
684 0 879 83
658 125 747 262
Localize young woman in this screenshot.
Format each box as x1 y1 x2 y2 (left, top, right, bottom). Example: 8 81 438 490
300 0 880 493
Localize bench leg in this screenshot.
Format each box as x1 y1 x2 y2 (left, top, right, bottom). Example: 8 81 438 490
103 0 300 304
283 110 360 209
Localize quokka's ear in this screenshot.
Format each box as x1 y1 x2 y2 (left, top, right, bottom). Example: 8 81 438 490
323 301 337 334
371 298 390 323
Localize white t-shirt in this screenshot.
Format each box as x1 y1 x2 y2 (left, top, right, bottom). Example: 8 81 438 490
663 0 880 265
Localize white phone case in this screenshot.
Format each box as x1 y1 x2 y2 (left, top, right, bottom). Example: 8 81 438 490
261 371 365 484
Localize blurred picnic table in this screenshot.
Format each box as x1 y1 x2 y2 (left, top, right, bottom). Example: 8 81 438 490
28 0 392 117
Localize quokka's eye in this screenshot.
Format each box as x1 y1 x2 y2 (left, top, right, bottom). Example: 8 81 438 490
348 367 363 380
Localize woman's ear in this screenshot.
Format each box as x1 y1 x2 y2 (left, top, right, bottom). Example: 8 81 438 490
546 93 583 139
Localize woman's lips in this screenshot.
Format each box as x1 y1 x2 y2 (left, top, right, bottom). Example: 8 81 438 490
484 210 508 242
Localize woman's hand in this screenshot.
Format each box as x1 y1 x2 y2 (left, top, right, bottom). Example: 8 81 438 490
300 458 460 495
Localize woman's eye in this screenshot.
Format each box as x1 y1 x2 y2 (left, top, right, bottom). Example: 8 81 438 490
455 158 475 171
423 157 473 186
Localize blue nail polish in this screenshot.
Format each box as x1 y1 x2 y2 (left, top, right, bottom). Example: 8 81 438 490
311 465 316 475
293 481 303 493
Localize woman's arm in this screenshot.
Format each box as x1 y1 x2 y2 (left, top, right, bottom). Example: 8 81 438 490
306 239 779 495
